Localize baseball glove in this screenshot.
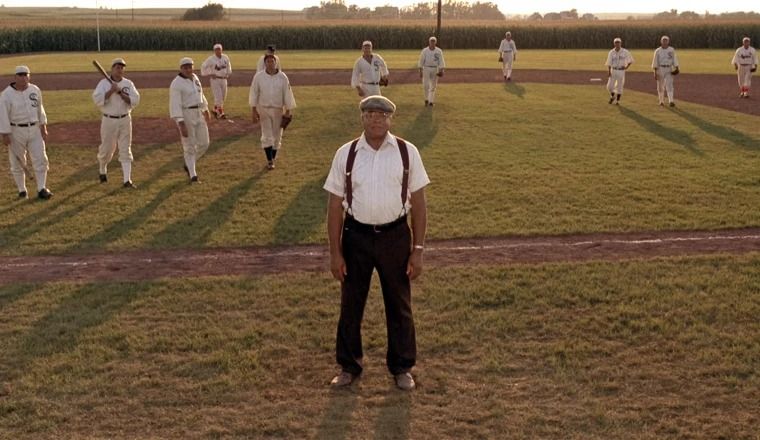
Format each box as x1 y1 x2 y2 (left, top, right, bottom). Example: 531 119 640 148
379 77 389 87
671 67 680 75
752 67 758 73
436 71 443 77
280 114 292 129
498 55 503 62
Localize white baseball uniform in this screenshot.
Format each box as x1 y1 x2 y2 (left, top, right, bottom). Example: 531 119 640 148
256 55 281 74
418 46 445 104
731 45 758 96
170 73 209 178
351 54 389 97
498 38 517 79
92 76 140 182
0 82 49 193
249 69 296 151
652 46 679 104
605 47 633 95
201 53 231 116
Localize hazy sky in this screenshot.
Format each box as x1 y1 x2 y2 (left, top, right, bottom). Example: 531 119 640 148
1 0 752 14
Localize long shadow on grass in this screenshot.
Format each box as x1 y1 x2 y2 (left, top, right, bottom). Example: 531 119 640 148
617 106 702 156
399 109 438 150
1 282 151 382
0 283 41 311
273 175 328 245
504 82 526 99
672 108 759 151
148 171 263 249
374 392 411 439
315 390 358 440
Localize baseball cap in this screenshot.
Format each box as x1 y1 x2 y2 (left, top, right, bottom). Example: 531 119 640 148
429 36 437 42
111 58 126 67
213 43 223 50
661 35 670 42
613 37 622 43
362 40 372 47
359 95 396 114
266 44 276 52
179 57 194 67
15 65 30 75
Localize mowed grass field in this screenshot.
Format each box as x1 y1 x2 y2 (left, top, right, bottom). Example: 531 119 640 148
1 256 759 438
0 49 740 75
1 53 760 438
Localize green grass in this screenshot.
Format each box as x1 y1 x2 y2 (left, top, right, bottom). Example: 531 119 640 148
1 83 760 256
5 49 740 75
1 255 758 438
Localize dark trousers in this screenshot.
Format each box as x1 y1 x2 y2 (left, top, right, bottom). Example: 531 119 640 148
336 216 417 376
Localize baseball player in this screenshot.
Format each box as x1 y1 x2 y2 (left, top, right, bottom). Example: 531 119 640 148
92 58 140 188
250 54 296 170
498 31 517 81
418 36 446 106
170 57 210 183
201 43 232 119
0 66 52 200
605 37 634 105
652 36 679 107
256 45 281 74
732 37 758 98
351 40 389 98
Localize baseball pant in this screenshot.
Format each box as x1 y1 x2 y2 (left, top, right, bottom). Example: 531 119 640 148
360 83 381 97
656 69 675 104
178 108 210 178
258 106 284 150
501 52 514 78
336 216 416 376
210 78 228 112
97 115 133 182
8 125 49 192
737 65 753 94
607 70 626 95
422 67 439 103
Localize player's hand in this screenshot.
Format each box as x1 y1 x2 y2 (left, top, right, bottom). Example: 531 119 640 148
356 88 365 97
407 248 424 280
252 110 260 123
330 253 347 282
40 126 48 140
178 122 189 138
203 110 211 122
2 134 10 146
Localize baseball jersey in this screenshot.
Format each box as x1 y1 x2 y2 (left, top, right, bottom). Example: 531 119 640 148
0 83 47 133
249 70 296 110
169 73 208 122
732 46 758 66
201 54 232 79
351 54 389 88
418 47 445 69
498 39 517 54
92 77 140 115
606 48 634 69
256 55 281 73
324 132 430 225
652 47 679 69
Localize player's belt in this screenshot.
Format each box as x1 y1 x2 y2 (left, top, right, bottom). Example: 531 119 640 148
186 105 201 109
613 67 626 70
103 114 128 119
344 215 407 234
739 64 753 66
363 82 379 85
424 65 438 68
659 64 672 67
10 122 36 127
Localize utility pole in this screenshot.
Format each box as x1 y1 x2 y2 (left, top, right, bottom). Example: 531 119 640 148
436 0 442 39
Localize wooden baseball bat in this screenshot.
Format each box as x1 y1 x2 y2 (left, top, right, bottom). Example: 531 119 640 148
92 60 113 83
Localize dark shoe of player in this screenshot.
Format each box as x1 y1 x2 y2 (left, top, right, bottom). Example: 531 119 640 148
123 180 136 189
99 174 107 183
37 188 53 200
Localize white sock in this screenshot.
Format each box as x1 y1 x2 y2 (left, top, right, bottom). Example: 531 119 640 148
185 156 197 177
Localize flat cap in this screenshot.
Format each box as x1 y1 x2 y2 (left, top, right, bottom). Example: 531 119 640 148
213 43 223 50
359 95 396 113
111 57 126 67
179 57 194 67
14 65 30 75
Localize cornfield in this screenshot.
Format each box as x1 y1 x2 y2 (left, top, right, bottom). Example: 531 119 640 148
0 21 758 53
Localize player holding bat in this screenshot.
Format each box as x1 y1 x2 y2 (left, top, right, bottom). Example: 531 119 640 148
92 58 140 188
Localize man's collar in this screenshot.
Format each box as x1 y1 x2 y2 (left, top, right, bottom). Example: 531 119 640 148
358 132 394 150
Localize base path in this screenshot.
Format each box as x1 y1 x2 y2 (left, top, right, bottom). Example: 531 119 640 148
28 68 760 116
1 228 759 284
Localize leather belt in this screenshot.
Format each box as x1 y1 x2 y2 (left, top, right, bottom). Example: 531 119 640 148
103 114 128 119
11 122 36 127
363 82 379 85
344 215 407 234
186 105 201 109
613 67 626 70
659 64 672 67
424 66 438 68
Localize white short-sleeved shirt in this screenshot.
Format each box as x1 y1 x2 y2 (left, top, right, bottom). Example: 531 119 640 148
606 48 633 69
732 46 758 66
324 132 430 225
652 47 678 69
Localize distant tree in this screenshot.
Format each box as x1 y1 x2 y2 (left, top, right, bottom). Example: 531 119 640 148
527 12 543 20
182 3 224 20
679 10 700 19
653 9 679 20
471 2 504 20
626 15 635 21
580 12 597 21
543 12 561 20
401 2 433 19
320 0 348 18
373 5 400 19
559 9 578 19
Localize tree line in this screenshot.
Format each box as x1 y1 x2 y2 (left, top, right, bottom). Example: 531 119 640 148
304 0 504 20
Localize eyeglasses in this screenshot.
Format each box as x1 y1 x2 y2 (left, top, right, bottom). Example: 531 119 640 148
362 111 392 120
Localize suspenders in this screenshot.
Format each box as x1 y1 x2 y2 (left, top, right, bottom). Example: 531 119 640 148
345 137 410 217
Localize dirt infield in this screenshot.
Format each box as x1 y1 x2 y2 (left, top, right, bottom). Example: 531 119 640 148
1 228 759 284
31 68 760 116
